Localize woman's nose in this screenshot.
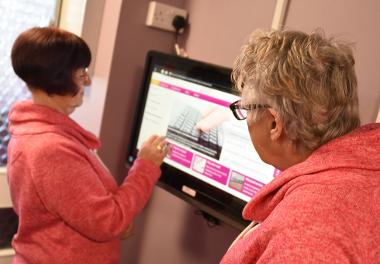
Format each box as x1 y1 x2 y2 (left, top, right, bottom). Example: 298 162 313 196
85 76 91 86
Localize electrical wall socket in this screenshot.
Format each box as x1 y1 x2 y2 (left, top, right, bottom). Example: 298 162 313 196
146 1 188 33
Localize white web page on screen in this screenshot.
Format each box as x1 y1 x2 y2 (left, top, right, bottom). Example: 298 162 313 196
137 71 279 202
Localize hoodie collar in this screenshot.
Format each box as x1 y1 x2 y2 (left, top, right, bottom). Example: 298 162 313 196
8 100 100 150
243 123 380 221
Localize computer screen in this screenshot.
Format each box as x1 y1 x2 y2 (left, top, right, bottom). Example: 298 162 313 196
128 51 279 229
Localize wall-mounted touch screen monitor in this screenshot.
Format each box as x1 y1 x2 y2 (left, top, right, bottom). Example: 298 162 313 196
128 51 279 230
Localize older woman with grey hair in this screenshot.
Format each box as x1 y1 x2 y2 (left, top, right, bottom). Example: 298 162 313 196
222 29 380 263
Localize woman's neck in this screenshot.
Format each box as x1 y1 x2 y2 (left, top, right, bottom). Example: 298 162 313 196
30 89 71 115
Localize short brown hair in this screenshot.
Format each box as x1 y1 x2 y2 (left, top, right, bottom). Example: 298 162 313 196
11 27 91 96
233 29 360 150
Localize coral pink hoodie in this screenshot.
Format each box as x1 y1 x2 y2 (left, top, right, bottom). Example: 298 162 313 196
221 123 380 263
7 101 161 264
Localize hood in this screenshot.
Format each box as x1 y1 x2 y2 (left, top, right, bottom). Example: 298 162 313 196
8 100 100 150
243 123 380 221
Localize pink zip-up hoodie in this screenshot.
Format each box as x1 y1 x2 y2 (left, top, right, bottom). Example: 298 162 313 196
221 123 380 263
7 101 161 264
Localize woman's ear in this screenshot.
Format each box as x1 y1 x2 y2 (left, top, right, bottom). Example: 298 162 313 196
268 108 283 141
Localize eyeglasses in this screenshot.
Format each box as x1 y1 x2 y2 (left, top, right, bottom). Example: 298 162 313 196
76 67 90 83
229 100 270 120
79 67 89 78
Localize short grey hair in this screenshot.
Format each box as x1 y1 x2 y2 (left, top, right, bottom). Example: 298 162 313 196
232 29 360 150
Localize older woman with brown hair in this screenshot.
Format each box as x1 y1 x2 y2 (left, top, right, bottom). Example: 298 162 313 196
222 29 380 263
8 27 169 264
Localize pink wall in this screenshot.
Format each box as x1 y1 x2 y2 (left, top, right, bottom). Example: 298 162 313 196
98 1 380 263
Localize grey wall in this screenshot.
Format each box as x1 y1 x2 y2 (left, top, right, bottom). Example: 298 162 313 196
98 0 380 263
183 0 276 67
182 0 380 124
97 0 239 263
98 0 185 180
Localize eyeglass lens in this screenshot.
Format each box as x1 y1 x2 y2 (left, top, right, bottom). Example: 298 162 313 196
236 107 247 120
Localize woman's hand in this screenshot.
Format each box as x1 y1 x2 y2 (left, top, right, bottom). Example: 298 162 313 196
195 106 230 132
137 135 170 166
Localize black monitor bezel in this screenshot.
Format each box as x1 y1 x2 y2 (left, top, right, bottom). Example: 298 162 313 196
127 50 249 230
